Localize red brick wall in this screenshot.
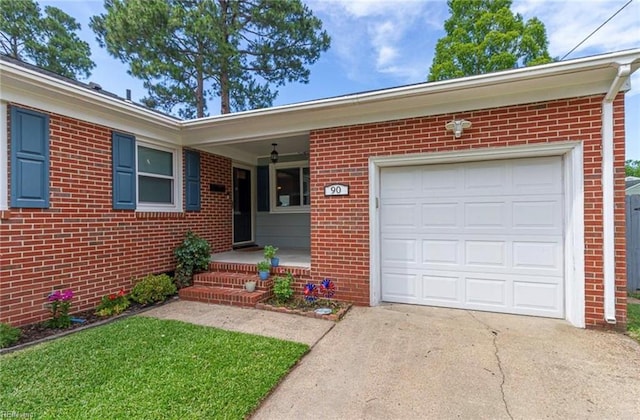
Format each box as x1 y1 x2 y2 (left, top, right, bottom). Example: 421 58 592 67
1 104 233 326
309 95 627 329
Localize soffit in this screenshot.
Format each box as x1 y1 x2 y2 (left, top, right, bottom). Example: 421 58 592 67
2 50 639 149
182 50 640 146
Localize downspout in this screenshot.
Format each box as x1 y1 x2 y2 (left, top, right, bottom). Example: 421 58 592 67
602 63 631 324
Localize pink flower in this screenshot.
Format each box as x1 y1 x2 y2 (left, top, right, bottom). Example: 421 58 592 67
61 289 74 301
48 291 62 301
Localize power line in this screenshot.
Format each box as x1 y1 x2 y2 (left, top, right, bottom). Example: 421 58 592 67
561 0 634 60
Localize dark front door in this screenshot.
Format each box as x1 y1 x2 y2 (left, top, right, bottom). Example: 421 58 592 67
233 167 252 243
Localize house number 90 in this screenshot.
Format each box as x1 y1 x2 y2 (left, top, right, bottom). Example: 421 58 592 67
324 184 349 196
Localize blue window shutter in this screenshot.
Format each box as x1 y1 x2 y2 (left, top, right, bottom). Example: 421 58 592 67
112 132 136 210
10 107 50 208
185 150 201 211
257 165 269 212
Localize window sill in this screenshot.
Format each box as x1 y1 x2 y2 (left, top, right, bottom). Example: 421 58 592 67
135 212 186 220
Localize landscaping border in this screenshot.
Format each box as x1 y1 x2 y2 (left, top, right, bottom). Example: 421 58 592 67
0 296 179 355
255 302 352 321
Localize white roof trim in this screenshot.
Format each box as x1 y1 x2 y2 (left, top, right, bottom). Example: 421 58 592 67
2 49 640 147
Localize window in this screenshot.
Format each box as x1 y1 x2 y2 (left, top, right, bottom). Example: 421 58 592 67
136 143 180 211
270 162 310 213
111 132 182 212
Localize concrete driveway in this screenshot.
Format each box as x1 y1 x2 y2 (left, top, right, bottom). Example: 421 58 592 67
253 304 640 419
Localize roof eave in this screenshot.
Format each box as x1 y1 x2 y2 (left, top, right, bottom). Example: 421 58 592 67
0 59 182 144
182 49 640 146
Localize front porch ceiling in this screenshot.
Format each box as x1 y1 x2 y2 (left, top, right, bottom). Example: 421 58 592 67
198 133 309 165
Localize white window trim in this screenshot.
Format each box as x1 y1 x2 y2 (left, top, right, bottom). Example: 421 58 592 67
136 140 183 212
269 160 310 214
0 102 7 210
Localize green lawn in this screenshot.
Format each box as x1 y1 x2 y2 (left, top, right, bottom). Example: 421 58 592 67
0 316 308 419
628 302 640 342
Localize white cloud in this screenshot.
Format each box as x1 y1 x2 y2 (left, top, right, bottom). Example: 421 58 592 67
308 0 447 84
513 0 640 58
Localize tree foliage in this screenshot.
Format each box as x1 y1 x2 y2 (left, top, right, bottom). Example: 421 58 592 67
626 160 640 177
0 0 94 79
428 0 552 81
90 0 330 118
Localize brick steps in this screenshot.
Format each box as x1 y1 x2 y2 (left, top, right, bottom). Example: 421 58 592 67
179 262 311 308
193 271 271 289
179 285 270 307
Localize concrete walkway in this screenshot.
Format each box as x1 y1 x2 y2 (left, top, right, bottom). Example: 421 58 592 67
144 301 640 419
142 300 333 346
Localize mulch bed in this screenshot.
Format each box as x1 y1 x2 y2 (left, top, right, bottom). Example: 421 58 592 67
256 298 351 321
3 296 351 353
2 297 179 354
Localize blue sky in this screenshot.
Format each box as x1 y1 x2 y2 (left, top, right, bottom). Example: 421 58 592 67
43 0 640 159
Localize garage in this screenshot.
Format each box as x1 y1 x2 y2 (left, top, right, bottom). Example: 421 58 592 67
379 156 564 318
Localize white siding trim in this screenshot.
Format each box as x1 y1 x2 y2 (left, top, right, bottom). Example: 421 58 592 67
564 144 586 328
369 142 585 327
601 101 616 323
0 102 7 210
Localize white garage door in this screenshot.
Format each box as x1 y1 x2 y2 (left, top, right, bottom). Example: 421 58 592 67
380 156 564 318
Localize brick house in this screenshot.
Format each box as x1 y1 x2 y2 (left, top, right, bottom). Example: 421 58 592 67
2 50 639 329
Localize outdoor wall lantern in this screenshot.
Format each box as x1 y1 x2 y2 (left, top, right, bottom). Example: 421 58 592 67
445 119 472 138
270 143 279 163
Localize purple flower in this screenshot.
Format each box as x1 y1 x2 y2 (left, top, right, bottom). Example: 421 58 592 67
48 290 62 301
61 289 74 301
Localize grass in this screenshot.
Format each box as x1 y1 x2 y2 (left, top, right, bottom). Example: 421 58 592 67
0 316 308 419
627 302 640 343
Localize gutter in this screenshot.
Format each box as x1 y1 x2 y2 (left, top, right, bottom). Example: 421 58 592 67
601 63 632 324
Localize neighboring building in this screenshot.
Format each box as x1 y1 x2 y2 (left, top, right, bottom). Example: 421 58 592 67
626 176 640 195
2 50 639 329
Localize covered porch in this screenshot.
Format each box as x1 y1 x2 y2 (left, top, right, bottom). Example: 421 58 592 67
211 248 311 269
192 132 312 251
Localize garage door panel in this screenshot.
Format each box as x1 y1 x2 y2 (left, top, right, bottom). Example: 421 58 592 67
420 167 459 192
465 241 506 267
380 202 418 229
512 157 563 195
465 277 507 306
464 202 507 228
513 281 562 317
381 167 419 197
422 240 459 265
464 164 507 194
382 271 419 302
380 156 564 319
512 200 562 231
422 274 459 301
422 203 459 228
382 238 418 265
513 241 562 271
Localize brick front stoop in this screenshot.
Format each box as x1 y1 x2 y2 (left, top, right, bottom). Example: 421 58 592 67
178 262 311 308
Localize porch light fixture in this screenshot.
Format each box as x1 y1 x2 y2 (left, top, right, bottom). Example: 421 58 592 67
445 119 471 138
270 143 279 163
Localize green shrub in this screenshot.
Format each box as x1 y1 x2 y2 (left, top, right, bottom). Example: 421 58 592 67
0 322 21 348
257 260 271 272
174 231 211 288
95 289 130 317
263 245 278 259
273 273 295 304
130 274 177 305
